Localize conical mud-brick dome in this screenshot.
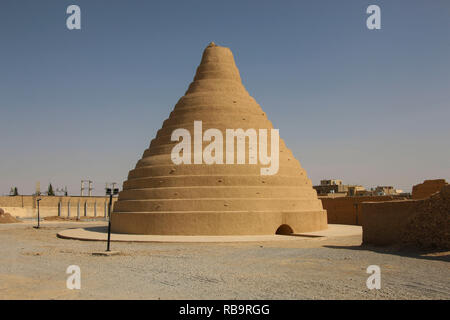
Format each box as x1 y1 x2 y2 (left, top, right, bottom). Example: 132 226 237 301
112 42 327 235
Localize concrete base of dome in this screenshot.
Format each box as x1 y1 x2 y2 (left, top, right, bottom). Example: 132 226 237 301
57 224 360 243
111 210 327 235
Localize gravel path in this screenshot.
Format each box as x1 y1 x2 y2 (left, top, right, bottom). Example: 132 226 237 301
0 222 448 299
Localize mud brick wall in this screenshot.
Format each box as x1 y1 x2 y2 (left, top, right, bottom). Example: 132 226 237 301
362 185 450 249
361 200 417 246
319 196 402 225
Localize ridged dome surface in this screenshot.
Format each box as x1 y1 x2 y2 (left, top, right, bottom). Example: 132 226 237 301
111 43 327 235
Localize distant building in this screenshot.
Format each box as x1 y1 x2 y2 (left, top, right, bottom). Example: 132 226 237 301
313 180 410 197
313 179 365 196
320 179 343 186
373 186 397 196
314 180 345 195
347 185 367 196
362 186 407 196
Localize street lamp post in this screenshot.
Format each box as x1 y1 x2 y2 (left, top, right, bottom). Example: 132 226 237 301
34 197 42 229
105 187 119 252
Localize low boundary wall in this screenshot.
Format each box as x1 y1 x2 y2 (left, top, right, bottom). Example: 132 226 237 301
0 195 117 218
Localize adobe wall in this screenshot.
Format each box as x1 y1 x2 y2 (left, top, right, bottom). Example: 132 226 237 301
361 200 417 246
0 195 117 218
362 185 450 248
412 179 447 199
319 196 403 226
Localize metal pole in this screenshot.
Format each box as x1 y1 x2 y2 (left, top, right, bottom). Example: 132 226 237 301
37 200 40 228
106 194 113 251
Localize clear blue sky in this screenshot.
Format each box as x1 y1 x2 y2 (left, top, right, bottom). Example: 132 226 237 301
0 0 449 195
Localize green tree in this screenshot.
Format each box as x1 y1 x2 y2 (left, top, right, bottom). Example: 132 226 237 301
9 187 18 196
47 183 55 196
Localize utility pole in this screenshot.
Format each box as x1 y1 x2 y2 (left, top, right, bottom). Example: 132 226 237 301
81 179 92 196
88 180 93 196
36 182 41 196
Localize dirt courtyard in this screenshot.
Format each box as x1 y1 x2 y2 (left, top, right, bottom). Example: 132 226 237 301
0 221 448 300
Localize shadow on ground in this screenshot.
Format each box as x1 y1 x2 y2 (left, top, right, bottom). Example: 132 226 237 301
324 244 450 262
82 226 108 233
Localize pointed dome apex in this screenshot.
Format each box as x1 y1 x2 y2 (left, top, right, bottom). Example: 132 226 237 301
200 42 234 62
188 43 243 92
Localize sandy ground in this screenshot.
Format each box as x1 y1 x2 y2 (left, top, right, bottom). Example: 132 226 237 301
0 221 448 300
